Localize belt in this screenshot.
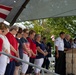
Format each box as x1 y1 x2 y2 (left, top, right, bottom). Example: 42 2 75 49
58 50 64 52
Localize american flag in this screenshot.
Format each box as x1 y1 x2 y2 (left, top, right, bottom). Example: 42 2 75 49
0 4 12 22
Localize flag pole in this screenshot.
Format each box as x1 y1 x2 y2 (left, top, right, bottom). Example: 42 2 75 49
10 0 30 26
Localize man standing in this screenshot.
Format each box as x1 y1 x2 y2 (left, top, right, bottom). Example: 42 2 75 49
64 34 71 50
64 34 71 75
55 32 65 75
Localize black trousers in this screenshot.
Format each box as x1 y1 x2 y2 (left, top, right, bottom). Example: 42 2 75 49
55 51 65 75
42 57 50 69
26 58 35 74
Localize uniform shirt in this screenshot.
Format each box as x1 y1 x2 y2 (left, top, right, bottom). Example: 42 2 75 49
20 37 30 54
72 43 76 48
6 32 18 61
35 41 45 59
55 37 64 51
27 37 36 58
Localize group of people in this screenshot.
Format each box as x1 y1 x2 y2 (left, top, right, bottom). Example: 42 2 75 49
2 22 76 75
55 32 76 75
0 22 51 75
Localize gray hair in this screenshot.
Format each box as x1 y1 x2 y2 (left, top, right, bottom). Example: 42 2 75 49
9 25 19 31
65 34 70 38
35 34 41 40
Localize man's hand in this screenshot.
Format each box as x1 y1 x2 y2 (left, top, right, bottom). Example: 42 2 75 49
56 53 59 59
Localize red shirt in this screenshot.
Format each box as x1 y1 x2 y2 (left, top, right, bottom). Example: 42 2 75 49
0 38 3 56
6 32 18 61
27 37 36 58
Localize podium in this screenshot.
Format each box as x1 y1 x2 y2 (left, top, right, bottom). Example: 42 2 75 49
65 48 76 75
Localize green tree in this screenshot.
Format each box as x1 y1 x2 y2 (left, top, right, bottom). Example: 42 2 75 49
22 16 76 47
47 16 76 38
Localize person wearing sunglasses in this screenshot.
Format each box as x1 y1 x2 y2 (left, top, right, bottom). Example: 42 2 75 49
20 29 31 75
0 22 10 75
0 22 6 75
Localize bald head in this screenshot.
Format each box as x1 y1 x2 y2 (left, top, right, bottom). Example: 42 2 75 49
65 34 71 41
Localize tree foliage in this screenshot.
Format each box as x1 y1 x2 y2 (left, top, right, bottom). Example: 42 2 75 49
23 16 76 45
47 16 76 37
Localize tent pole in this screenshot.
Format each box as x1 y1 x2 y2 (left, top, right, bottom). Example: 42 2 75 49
10 0 30 25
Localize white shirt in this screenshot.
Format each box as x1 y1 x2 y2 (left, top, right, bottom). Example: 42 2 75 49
72 42 76 48
55 37 64 51
0 35 10 63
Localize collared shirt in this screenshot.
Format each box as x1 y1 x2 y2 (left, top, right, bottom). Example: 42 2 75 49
72 43 76 48
55 37 64 51
6 32 18 61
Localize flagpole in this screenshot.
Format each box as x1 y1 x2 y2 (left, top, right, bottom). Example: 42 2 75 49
10 0 30 25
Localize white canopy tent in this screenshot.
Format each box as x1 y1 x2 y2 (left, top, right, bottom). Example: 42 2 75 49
0 0 76 24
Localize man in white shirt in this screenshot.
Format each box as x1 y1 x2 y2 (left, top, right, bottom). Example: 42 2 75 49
55 32 65 75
